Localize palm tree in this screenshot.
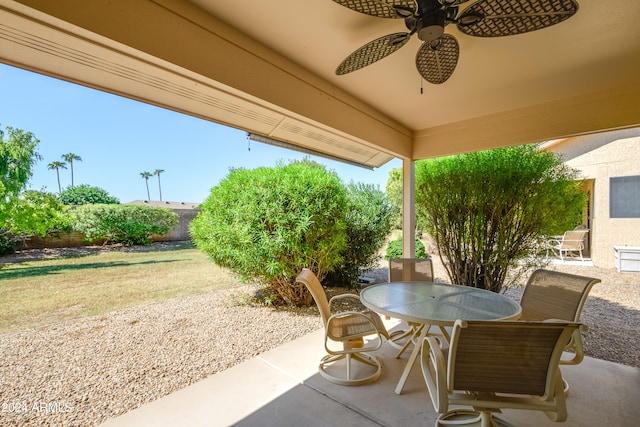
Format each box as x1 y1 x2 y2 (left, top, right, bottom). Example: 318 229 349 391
153 169 165 202
61 153 82 187
140 171 152 201
47 161 67 194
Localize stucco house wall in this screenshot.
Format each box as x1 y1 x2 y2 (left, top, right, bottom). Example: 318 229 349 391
542 128 640 269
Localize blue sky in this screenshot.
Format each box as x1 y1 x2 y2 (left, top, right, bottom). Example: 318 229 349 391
0 63 400 203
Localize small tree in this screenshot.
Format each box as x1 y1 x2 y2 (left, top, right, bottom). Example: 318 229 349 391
190 160 347 305
385 167 403 229
1 190 69 253
415 145 586 293
1 125 42 256
59 184 120 205
324 182 393 287
1 125 41 200
69 204 178 246
385 166 428 232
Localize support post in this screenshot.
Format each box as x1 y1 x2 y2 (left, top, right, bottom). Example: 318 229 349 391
402 159 416 258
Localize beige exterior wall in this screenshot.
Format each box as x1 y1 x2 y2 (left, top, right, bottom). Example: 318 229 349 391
546 129 640 268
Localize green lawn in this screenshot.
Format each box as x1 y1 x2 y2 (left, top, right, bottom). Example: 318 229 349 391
0 243 241 334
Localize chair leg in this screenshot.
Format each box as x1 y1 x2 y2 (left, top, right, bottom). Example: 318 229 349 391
436 410 481 426
436 410 515 427
318 352 382 386
392 324 425 358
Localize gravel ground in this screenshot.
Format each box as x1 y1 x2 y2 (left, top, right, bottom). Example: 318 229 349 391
0 248 638 427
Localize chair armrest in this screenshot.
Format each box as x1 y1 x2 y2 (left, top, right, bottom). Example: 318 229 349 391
542 321 587 365
544 236 563 248
328 293 361 304
560 324 588 365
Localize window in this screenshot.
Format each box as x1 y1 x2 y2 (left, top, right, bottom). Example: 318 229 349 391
610 175 640 218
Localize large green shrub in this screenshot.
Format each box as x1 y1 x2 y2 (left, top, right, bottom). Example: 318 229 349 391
190 160 347 305
324 182 393 287
69 204 178 246
415 144 586 293
384 236 427 260
0 190 70 254
59 184 120 205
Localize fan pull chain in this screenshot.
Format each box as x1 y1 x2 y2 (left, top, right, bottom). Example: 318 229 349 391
420 77 424 94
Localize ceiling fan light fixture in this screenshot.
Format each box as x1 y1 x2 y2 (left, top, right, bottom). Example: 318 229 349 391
417 12 445 42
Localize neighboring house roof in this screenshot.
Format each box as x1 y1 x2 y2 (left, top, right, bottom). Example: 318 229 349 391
125 200 200 210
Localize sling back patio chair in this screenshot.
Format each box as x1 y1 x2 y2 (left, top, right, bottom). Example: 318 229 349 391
546 229 589 261
421 319 584 427
387 258 441 358
520 269 601 365
519 269 600 395
296 268 389 386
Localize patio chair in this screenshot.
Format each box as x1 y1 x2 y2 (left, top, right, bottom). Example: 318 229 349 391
387 258 440 358
519 269 601 395
421 319 584 427
546 229 589 261
295 268 389 386
520 269 600 365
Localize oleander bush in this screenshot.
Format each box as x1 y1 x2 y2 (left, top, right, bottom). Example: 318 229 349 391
190 160 347 305
324 182 393 287
69 204 178 246
59 184 120 205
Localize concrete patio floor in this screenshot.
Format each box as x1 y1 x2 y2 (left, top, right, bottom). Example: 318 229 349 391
99 319 640 427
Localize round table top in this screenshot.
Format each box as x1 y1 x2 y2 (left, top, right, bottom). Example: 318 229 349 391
360 281 522 326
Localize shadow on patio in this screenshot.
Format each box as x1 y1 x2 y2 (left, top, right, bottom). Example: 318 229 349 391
99 319 640 427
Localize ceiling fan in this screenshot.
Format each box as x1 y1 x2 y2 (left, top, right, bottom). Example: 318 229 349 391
333 0 579 84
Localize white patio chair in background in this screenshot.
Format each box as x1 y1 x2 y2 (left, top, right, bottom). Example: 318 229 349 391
546 228 589 261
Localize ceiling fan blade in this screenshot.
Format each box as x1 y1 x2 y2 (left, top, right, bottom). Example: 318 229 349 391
336 32 411 75
415 34 459 84
332 0 416 19
457 0 579 37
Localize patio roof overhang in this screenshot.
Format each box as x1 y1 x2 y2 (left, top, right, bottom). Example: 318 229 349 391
1 0 639 169
2 0 640 256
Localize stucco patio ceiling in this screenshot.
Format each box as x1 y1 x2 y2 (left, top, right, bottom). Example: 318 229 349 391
1 0 639 169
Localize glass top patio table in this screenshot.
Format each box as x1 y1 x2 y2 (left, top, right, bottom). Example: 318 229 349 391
360 281 522 394
360 281 521 326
